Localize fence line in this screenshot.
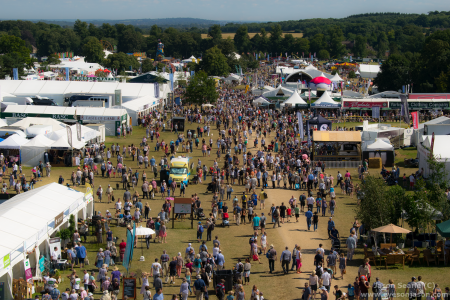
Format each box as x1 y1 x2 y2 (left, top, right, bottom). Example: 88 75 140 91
312 160 361 169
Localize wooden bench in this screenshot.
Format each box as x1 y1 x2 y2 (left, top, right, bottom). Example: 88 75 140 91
384 254 405 269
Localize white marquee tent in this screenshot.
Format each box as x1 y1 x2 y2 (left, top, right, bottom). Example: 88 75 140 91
311 91 341 108
366 139 394 151
0 134 28 149
252 86 275 96
253 97 270 106
0 183 93 299
359 64 381 79
281 90 307 108
20 135 55 167
330 74 344 82
418 135 450 181
262 85 294 97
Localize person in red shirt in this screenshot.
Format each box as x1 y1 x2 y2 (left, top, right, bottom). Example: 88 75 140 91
119 240 127 261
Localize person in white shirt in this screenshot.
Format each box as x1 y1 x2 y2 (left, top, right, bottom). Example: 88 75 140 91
151 258 162 286
316 244 325 257
51 247 59 269
321 269 332 292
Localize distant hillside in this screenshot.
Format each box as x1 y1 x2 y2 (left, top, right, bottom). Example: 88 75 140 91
15 18 246 29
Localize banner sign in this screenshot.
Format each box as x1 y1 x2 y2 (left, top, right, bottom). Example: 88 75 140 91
24 259 33 283
114 89 122 106
372 107 380 119
154 83 160 98
13 68 18 80
411 111 419 129
76 122 82 141
39 256 45 273
80 115 121 121
389 101 450 109
297 111 304 140
0 254 10 270
343 101 387 108
122 223 135 272
400 94 410 124
65 68 69 81
54 211 64 228
66 125 72 148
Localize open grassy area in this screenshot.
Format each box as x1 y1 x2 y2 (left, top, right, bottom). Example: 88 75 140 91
22 119 444 300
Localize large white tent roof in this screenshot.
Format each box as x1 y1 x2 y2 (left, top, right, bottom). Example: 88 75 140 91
0 183 86 267
121 95 158 112
50 135 85 149
281 90 307 107
10 117 66 132
0 80 165 99
22 134 54 148
0 134 28 149
359 64 381 79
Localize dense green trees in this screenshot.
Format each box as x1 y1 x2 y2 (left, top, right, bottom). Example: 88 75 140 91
102 52 140 74
374 29 450 92
82 37 104 63
199 46 229 76
184 70 218 105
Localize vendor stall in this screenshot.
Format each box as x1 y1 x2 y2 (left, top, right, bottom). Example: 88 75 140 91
363 139 395 167
306 115 332 132
0 183 94 300
20 135 54 167
312 131 362 162
0 134 28 164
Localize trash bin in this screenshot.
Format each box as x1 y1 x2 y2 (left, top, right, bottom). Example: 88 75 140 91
213 270 233 293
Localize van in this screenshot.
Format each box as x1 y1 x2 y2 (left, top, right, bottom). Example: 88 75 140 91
168 156 192 186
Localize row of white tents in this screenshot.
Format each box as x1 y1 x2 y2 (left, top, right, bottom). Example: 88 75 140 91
253 88 341 108
0 120 101 167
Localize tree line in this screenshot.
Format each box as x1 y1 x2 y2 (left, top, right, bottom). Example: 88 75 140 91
1 12 450 81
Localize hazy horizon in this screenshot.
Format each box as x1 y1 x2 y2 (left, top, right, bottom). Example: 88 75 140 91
0 0 449 22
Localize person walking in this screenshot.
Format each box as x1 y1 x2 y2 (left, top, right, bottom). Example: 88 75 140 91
280 246 291 274
346 231 357 261
266 244 277 274
338 253 347 280
305 209 313 230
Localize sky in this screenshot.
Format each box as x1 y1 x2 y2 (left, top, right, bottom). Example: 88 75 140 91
0 0 449 21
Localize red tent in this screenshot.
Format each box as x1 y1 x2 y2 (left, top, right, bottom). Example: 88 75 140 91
310 76 331 84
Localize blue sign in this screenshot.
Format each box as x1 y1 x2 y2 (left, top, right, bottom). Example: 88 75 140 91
13 68 18 80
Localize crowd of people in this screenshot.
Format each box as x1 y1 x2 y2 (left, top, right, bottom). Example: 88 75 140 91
21 62 450 300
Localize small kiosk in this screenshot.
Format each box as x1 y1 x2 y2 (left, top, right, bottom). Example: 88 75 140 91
312 131 362 162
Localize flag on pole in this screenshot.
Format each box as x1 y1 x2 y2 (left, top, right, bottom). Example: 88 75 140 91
169 73 174 91
372 107 380 119
400 94 410 124
411 111 419 129
297 111 304 140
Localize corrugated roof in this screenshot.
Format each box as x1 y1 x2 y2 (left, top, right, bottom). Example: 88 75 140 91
313 131 362 142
